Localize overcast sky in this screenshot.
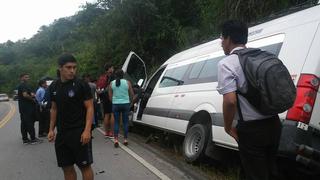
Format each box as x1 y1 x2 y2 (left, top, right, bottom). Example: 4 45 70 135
0 0 96 43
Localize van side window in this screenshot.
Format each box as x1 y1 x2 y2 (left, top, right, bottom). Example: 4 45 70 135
260 42 283 56
159 65 189 88
189 61 205 79
182 42 282 85
198 58 221 79
248 33 284 56
185 56 224 84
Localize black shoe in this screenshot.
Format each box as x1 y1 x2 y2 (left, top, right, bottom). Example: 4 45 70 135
30 138 43 145
23 139 31 145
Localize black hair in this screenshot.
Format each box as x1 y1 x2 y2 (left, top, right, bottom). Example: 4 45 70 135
104 63 112 71
20 73 29 78
56 69 60 78
82 73 91 82
38 79 46 86
58 53 77 66
82 73 90 79
115 69 124 87
221 20 248 44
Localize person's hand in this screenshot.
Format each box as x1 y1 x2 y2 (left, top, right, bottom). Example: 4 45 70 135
47 130 55 142
228 127 238 142
80 130 91 145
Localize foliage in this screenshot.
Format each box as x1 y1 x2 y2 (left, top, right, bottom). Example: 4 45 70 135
0 0 317 94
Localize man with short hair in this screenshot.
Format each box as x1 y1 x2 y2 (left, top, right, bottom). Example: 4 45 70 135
18 73 41 144
217 20 282 180
35 79 49 137
48 53 94 180
96 63 114 137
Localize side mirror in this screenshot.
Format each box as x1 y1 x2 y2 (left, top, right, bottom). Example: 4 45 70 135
137 79 144 87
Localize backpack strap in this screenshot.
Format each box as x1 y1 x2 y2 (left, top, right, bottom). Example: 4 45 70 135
236 91 244 122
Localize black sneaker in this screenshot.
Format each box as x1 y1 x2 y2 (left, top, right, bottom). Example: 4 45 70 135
30 138 43 145
23 139 31 145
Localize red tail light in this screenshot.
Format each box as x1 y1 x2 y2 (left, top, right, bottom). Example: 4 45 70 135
286 74 319 124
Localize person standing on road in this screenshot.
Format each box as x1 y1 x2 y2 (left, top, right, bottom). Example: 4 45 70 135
83 73 99 128
217 20 282 180
35 79 49 137
17 73 41 144
108 69 134 147
47 53 94 180
96 63 115 137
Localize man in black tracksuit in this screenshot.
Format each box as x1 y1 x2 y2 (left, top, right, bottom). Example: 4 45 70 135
47 54 94 180
18 73 40 144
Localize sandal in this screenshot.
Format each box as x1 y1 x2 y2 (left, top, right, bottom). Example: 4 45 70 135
114 141 119 148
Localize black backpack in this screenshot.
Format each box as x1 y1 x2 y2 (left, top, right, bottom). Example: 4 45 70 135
233 48 296 115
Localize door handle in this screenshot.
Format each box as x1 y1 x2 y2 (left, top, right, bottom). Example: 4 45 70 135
174 94 179 98
180 94 185 97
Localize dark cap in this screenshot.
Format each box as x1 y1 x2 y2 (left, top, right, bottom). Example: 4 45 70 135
104 63 112 71
58 53 77 66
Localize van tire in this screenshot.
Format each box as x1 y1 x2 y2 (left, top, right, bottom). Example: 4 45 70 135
183 124 209 163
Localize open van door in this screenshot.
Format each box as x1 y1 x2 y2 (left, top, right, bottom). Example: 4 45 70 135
122 51 147 87
122 51 147 123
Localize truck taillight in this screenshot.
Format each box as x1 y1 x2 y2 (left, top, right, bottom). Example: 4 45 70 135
286 74 319 124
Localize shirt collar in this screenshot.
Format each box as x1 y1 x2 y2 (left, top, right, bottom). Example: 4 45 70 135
230 46 245 54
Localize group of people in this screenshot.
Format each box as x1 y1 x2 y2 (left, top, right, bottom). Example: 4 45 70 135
17 19 286 180
95 63 134 147
18 53 135 180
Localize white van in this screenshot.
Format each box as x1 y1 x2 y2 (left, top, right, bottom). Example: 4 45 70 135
122 3 320 170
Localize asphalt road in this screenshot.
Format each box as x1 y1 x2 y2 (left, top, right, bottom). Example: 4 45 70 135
0 101 209 180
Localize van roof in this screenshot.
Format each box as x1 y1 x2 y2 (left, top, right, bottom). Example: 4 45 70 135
164 4 320 66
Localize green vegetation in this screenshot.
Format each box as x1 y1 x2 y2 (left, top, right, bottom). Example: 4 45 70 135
0 0 317 93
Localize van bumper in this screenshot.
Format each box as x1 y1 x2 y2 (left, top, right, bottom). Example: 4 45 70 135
278 119 320 171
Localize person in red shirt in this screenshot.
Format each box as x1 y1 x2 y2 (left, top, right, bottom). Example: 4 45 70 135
96 63 115 137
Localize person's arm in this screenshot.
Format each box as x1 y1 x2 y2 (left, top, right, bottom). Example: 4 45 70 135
48 102 57 142
223 92 238 141
217 59 239 141
127 81 135 103
108 84 113 102
81 99 94 145
22 86 35 101
40 89 45 101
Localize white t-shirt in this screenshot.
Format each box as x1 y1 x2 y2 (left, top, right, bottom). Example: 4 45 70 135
217 47 270 121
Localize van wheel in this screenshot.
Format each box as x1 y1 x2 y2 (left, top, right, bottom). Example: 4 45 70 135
183 124 209 163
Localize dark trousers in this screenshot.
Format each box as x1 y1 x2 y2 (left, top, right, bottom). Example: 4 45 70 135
93 101 100 126
20 112 36 141
38 107 50 135
237 116 282 180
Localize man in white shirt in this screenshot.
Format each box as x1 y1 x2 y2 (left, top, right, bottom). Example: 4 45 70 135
217 20 282 180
